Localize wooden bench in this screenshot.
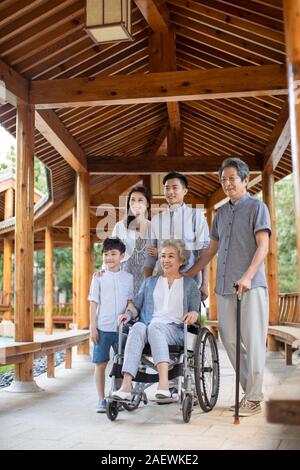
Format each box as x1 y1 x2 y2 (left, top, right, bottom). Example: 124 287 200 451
266 365 300 426
0 330 90 378
268 293 300 365
205 293 300 365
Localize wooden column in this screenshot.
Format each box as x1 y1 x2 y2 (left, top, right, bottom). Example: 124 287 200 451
206 208 218 322
72 206 78 326
262 170 280 326
90 240 95 286
142 175 151 191
77 172 90 355
149 26 184 156
283 0 300 292
45 227 53 335
3 188 14 320
14 102 35 382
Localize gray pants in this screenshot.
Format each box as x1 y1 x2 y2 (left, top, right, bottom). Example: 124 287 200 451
216 287 269 401
122 322 184 378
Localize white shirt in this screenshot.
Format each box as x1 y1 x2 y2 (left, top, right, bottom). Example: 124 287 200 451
88 270 133 332
151 276 184 324
145 203 209 273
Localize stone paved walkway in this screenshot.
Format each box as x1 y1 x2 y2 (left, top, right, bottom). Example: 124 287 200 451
1 342 300 450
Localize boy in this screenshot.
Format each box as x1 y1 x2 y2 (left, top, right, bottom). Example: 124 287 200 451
88 237 133 413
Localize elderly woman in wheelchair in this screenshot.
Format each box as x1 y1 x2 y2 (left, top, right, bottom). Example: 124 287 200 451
107 239 220 422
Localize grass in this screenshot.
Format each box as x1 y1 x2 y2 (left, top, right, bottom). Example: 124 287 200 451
0 365 14 374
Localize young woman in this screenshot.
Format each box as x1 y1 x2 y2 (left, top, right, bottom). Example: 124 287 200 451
111 185 156 296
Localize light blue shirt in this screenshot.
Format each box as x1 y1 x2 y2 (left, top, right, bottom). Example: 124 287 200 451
88 270 133 332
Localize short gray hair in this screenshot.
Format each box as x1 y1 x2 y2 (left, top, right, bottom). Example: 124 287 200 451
159 239 190 267
219 157 249 181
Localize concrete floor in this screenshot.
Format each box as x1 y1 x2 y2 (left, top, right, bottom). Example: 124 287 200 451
0 342 300 450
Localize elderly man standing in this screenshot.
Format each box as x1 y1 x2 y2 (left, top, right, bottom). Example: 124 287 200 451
186 158 271 416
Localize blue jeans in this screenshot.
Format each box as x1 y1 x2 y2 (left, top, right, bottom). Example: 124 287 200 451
92 329 117 364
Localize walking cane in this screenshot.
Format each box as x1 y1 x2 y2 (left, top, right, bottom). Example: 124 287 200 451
233 284 241 425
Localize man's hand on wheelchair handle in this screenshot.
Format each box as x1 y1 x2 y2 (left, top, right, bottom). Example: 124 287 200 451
182 311 199 325
117 313 130 325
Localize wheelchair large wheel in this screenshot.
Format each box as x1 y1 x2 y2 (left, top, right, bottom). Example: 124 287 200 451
106 401 119 421
122 394 142 411
194 327 220 412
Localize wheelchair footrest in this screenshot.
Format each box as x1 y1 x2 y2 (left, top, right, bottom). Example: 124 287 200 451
149 397 178 404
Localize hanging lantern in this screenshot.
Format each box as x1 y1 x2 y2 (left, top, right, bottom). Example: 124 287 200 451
85 0 132 44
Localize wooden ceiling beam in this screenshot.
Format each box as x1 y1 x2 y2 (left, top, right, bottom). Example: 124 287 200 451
0 59 87 173
34 196 75 231
35 109 87 173
0 58 28 105
88 155 262 174
90 176 142 207
263 101 290 174
30 64 288 109
134 0 170 31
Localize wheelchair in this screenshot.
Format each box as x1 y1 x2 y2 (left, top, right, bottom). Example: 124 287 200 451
106 320 220 423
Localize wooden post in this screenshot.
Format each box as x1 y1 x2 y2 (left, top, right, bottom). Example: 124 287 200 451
206 208 218 325
283 0 300 293
90 240 94 286
65 347 72 369
72 206 78 326
3 188 14 320
77 172 90 355
149 26 184 156
142 175 151 191
262 170 280 326
14 102 35 383
47 353 55 378
45 227 53 335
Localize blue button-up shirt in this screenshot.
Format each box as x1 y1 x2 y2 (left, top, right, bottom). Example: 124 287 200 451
210 193 271 295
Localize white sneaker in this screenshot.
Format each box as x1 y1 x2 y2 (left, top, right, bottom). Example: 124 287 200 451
111 389 131 401
155 389 171 399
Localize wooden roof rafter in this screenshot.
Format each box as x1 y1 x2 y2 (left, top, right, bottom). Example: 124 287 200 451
30 64 288 108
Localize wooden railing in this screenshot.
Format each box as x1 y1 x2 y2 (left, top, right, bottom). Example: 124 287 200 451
0 303 73 328
0 330 90 379
0 290 10 313
33 303 73 317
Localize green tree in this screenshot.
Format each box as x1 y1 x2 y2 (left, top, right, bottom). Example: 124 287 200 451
1 143 47 195
275 175 298 293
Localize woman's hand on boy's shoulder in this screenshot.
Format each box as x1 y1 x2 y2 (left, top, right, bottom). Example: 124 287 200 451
93 268 105 278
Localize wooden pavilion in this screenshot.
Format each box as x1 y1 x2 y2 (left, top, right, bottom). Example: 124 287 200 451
0 0 299 422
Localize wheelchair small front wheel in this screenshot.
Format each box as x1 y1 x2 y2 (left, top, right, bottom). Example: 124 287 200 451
106 401 119 421
194 327 220 412
122 394 142 411
182 395 193 423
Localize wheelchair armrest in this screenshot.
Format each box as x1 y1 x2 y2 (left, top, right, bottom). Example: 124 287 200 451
187 324 200 335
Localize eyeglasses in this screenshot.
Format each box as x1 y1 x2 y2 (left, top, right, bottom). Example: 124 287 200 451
220 176 241 185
